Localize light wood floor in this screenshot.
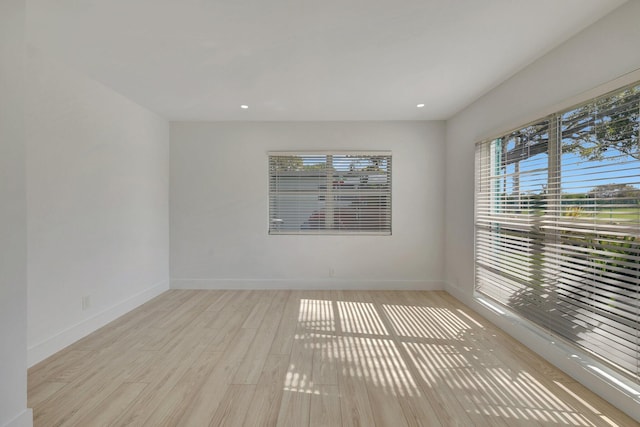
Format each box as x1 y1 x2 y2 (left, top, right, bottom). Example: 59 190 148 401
28 290 637 426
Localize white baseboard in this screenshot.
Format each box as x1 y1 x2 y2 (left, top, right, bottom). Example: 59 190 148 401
2 409 32 427
28 280 169 367
171 278 444 291
444 282 640 424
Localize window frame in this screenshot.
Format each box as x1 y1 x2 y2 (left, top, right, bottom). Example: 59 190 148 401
474 81 640 385
268 151 392 236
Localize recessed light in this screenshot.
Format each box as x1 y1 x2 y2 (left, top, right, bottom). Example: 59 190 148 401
417 103 425 108
240 105 249 109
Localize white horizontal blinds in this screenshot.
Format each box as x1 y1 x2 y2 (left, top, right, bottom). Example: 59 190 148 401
550 84 640 378
269 152 391 234
475 81 640 384
475 120 551 315
269 154 327 233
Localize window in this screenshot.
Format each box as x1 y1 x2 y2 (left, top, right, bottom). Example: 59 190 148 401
269 152 392 235
475 82 640 384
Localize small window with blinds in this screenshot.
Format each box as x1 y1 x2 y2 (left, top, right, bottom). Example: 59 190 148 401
269 152 392 235
475 82 640 384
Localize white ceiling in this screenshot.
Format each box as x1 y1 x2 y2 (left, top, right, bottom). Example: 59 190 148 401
28 0 625 121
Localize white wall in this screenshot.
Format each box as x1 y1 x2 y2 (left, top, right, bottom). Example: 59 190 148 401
444 1 640 421
171 121 444 290
26 48 170 366
0 1 32 426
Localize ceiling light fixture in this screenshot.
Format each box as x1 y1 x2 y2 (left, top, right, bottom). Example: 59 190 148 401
417 103 425 108
240 105 249 109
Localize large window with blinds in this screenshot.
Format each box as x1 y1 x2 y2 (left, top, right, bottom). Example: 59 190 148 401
269 152 392 235
475 82 640 384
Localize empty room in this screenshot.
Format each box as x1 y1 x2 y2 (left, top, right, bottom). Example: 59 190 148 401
2 0 640 426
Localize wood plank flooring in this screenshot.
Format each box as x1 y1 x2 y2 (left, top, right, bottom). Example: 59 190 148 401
28 290 637 426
